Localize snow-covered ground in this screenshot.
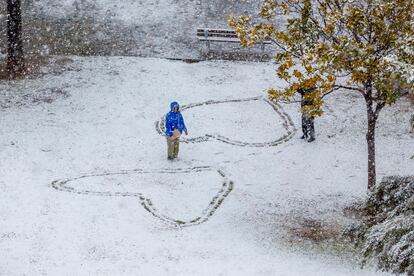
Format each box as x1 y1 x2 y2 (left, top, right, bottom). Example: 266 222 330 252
0 56 412 275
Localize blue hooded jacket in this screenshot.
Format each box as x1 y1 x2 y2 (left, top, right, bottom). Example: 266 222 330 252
165 101 187 137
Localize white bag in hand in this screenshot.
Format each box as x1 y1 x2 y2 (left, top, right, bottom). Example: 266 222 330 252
172 129 181 140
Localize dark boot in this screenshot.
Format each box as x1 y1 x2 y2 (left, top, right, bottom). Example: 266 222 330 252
307 117 315 142
301 115 308 140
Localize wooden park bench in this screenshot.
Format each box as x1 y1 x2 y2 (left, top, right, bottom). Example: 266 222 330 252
196 28 272 55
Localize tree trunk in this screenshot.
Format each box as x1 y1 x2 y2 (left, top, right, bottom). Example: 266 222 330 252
6 0 25 78
364 80 378 191
366 111 377 190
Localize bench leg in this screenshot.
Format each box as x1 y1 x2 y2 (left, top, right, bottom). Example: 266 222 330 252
261 43 265 61
204 30 211 53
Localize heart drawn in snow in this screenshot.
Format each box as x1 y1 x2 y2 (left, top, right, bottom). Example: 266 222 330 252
51 166 233 227
155 96 296 147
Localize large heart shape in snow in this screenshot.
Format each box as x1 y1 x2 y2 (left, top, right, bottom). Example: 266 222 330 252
156 96 296 147
51 166 233 227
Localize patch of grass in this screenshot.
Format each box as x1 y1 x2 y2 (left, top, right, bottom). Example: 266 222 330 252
407 93 414 105
0 55 48 80
286 217 341 244
0 55 75 80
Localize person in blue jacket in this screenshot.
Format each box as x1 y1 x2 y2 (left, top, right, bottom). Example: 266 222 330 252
165 101 188 160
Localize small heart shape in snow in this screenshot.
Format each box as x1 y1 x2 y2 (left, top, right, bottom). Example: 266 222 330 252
156 96 296 147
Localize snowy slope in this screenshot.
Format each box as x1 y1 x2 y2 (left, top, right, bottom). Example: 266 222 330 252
1 56 412 275
0 0 272 58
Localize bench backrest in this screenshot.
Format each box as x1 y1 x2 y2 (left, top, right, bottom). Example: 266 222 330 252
196 28 238 39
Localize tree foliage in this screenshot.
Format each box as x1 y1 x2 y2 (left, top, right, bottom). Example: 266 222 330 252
229 0 414 189
229 0 413 114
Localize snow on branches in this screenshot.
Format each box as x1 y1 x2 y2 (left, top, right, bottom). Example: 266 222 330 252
345 176 414 275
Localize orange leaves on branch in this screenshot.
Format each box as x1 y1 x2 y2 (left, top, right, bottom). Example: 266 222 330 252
259 0 278 19
228 16 273 47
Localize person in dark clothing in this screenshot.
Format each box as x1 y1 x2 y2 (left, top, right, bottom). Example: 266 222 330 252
298 88 315 142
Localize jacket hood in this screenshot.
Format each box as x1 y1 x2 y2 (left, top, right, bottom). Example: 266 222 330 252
170 101 179 112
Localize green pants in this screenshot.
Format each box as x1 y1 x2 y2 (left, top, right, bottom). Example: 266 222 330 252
166 137 180 159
